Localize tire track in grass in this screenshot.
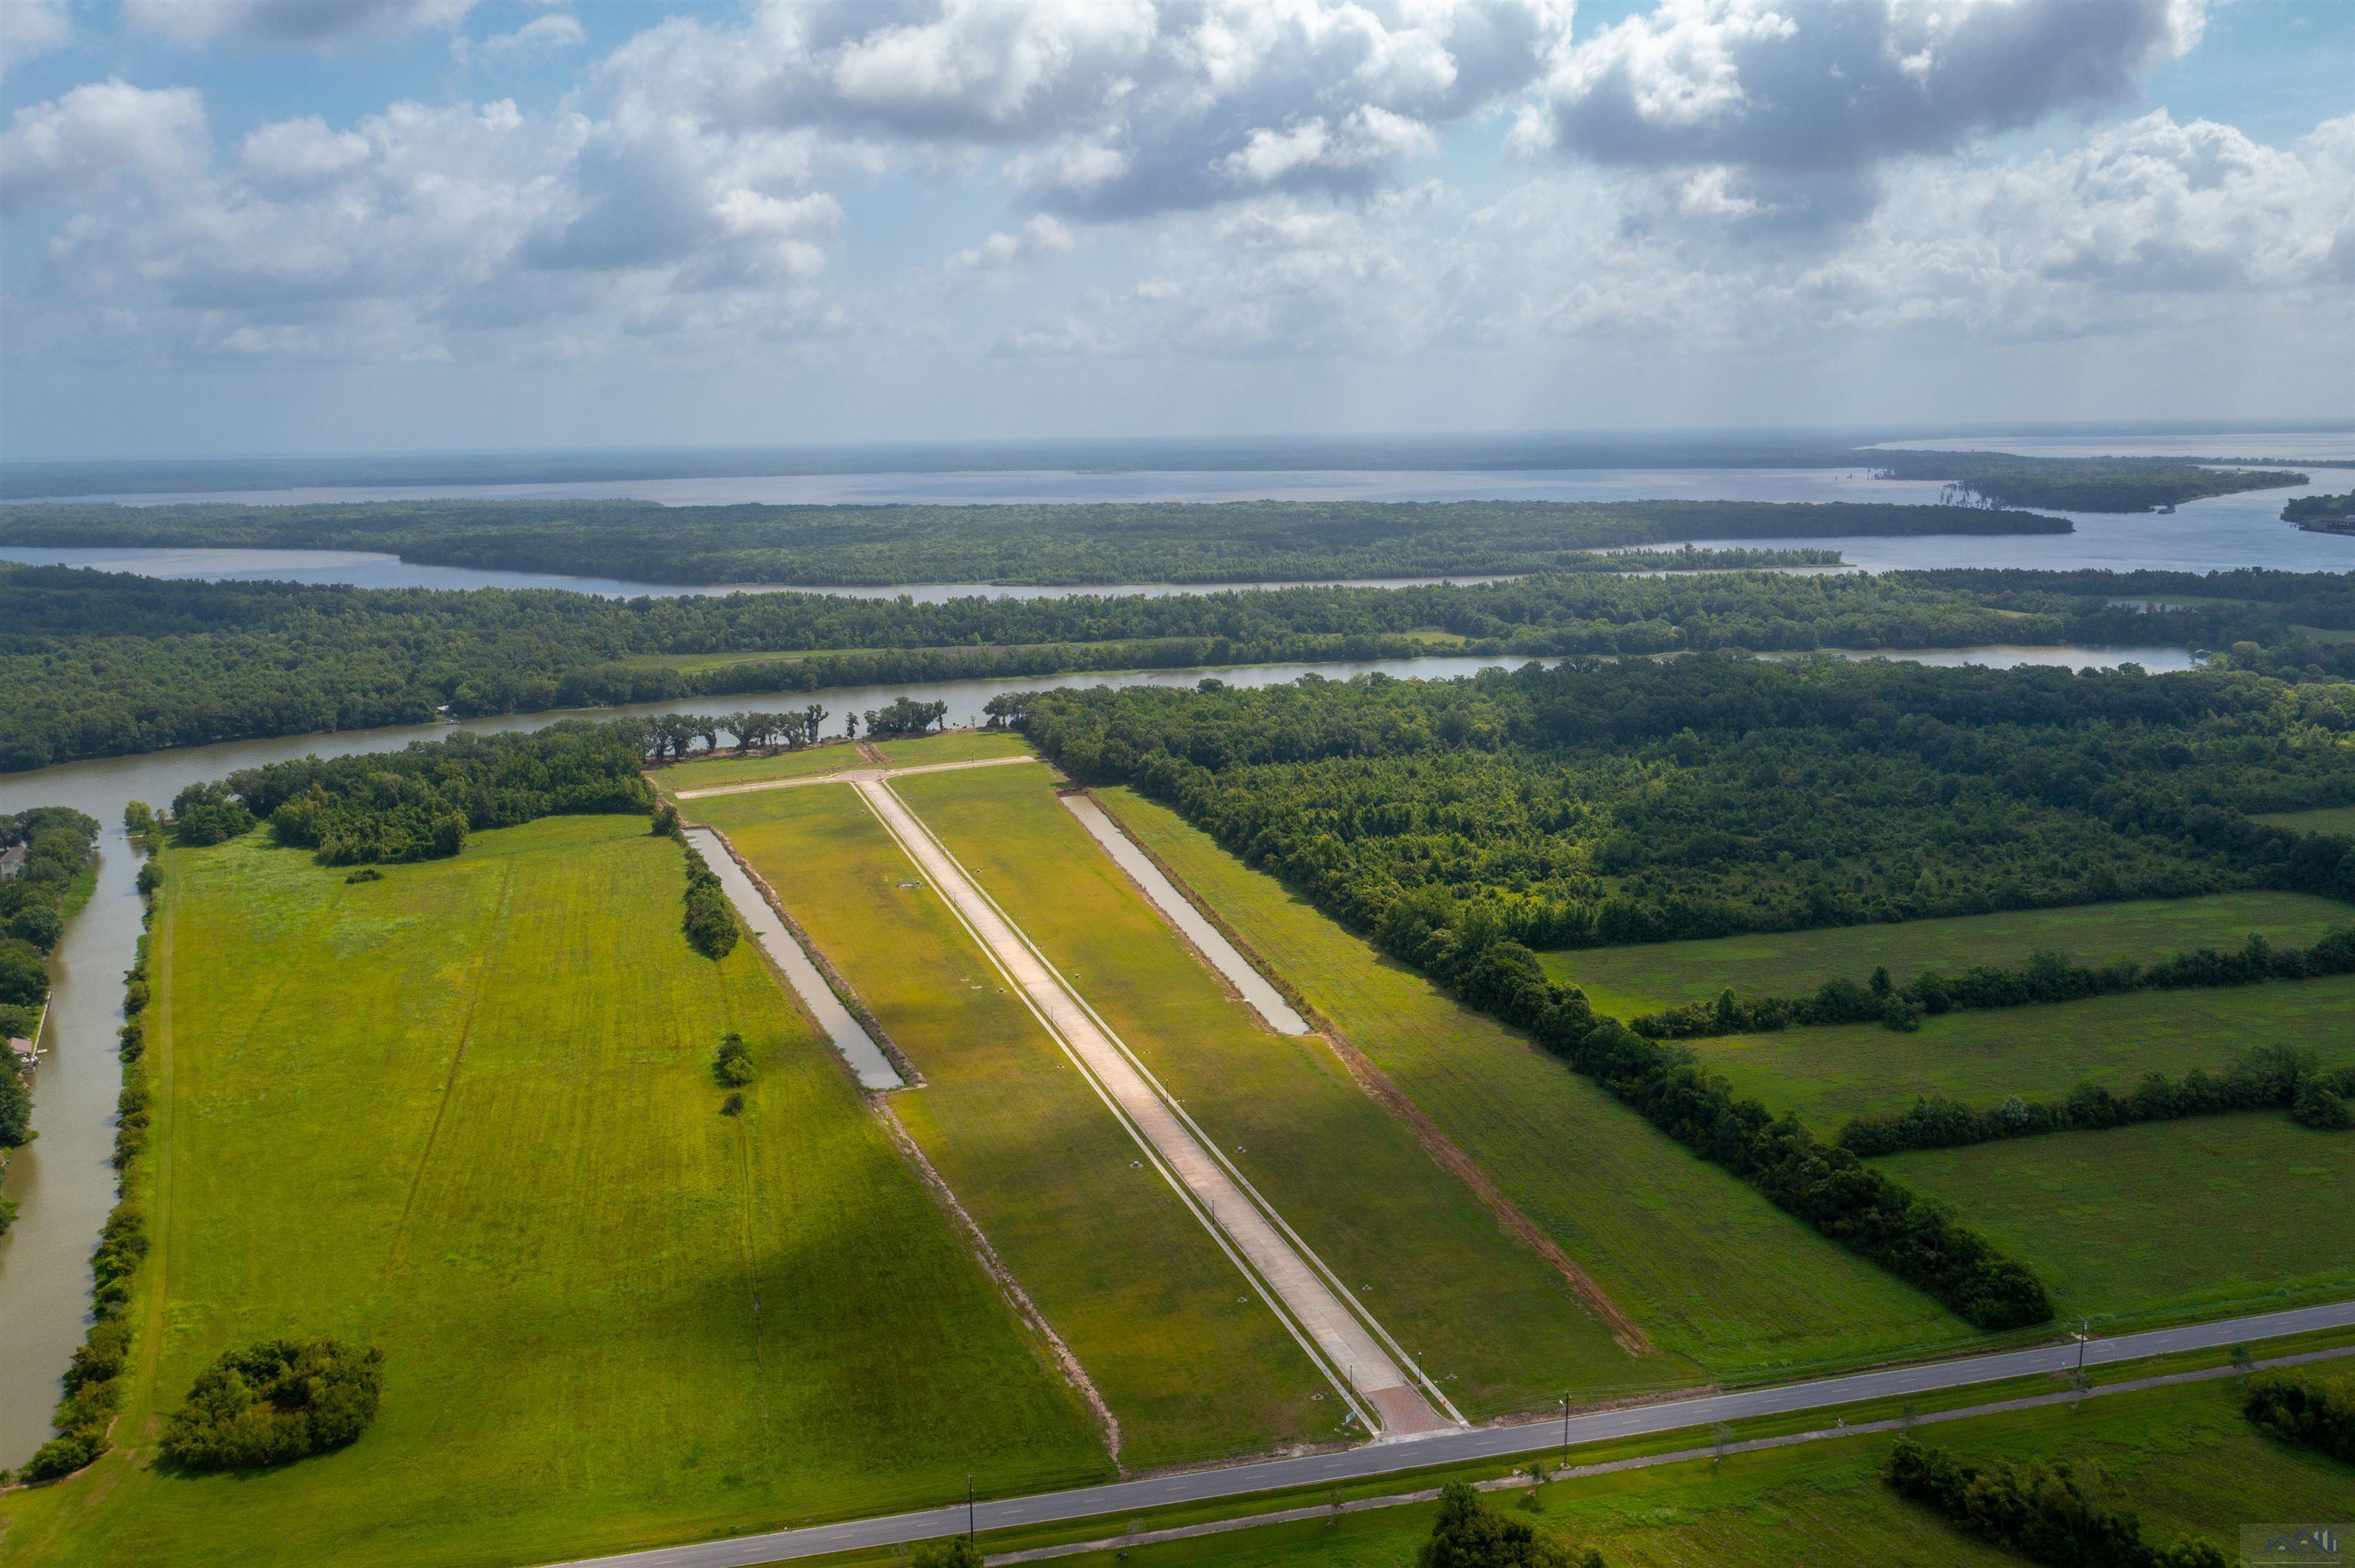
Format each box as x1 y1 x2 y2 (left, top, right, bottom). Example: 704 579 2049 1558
384 861 514 1273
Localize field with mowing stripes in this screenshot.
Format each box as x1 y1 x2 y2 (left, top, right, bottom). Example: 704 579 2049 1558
1687 974 2355 1134
1092 789 1976 1383
689 782 1335 1468
898 764 1670 1417
1879 1114 2355 1328
872 730 1038 766
1539 892 2352 1019
654 741 861 791
0 816 1104 1568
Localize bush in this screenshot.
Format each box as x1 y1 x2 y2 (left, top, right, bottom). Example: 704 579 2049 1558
160 1339 384 1471
1419 1481 1603 1568
2289 1081 2353 1131
344 868 384 884
910 1539 982 1568
650 802 680 838
20 1429 105 1483
682 856 739 959
2244 1369 2355 1462
714 1032 756 1087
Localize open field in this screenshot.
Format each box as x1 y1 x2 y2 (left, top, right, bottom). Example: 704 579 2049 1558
1537 892 2353 1018
872 730 1038 767
1092 789 1976 1383
898 765 1662 1418
1878 1114 2355 1328
0 815 1104 1568
2256 805 2355 837
913 1373 2351 1568
1687 973 2355 1133
688 783 1333 1468
653 742 861 791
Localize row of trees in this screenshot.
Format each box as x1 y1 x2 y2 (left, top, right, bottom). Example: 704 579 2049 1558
1884 1437 2227 1566
1837 1045 2355 1158
1 808 103 1189
1630 927 2355 1040
1868 451 2298 512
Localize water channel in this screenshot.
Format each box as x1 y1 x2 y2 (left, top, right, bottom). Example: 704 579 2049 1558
0 639 2201 1465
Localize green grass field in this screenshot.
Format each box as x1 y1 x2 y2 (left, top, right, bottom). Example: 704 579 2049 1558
1539 892 2353 1019
872 730 1037 766
943 1373 2350 1568
1686 973 2355 1133
2255 805 2355 837
1879 1114 2355 1327
689 782 1332 1468
654 742 861 791
1093 789 1976 1383
897 766 1666 1416
0 815 1105 1568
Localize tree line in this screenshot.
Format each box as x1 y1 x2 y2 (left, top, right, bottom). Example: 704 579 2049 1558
1628 927 2355 1039
1 807 103 1189
1867 451 2299 512
0 497 2061 586
1884 1436 2228 1567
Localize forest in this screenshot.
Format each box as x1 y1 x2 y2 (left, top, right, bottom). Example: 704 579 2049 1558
0 497 2064 586
1018 656 2355 952
1 561 2119 770
1866 452 2300 511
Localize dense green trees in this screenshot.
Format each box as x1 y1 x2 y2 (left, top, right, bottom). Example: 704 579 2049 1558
1884 1438 2228 1566
1420 1481 1604 1568
1 808 102 1164
1868 452 2299 511
0 497 2059 586
159 1339 386 1471
2243 1368 2355 1461
2281 491 2354 523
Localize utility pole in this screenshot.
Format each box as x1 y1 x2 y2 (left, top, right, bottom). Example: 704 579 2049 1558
967 1472 975 1541
1559 1390 1569 1467
2077 1317 2090 1381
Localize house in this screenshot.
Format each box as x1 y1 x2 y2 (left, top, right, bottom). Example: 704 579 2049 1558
0 844 26 880
7 1036 35 1070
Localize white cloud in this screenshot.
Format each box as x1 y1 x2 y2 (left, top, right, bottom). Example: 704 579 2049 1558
949 213 1073 270
1 79 209 210
1 1 72 77
122 0 478 50
453 11 583 68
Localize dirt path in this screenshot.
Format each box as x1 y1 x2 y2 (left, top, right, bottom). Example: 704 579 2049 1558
672 754 1038 800
852 776 1457 1439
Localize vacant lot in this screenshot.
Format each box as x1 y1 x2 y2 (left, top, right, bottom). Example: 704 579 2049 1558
1539 892 2352 1018
691 783 1332 1468
994 1373 2347 1568
2255 805 2355 837
1095 789 1973 1383
0 816 1103 1568
872 730 1037 766
1688 973 2355 1133
1880 1114 2355 1327
901 765 1664 1417
654 741 860 791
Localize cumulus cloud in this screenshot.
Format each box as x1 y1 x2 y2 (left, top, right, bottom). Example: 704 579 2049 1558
1513 0 2206 227
452 12 584 68
122 0 478 49
597 0 1571 217
949 213 1075 270
1 1 73 77
1 79 209 210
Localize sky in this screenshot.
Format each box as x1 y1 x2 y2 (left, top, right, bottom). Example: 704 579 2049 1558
0 0 2350 461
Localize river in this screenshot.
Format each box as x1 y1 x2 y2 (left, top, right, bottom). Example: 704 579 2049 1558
0 638 2201 1465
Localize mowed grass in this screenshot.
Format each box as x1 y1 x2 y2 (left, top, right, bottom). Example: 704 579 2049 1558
1688 974 2355 1133
2255 805 2355 837
935 1374 2351 1568
1093 789 1975 1383
655 741 862 791
1879 1113 2355 1327
0 816 1104 1568
690 783 1332 1468
873 730 1038 766
1539 892 2353 1019
896 766 1665 1418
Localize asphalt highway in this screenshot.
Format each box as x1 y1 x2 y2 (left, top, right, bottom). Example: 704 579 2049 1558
550 1298 2355 1568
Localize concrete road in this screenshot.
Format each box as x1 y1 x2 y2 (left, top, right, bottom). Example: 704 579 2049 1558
853 775 1453 1437
672 754 1039 799
545 1299 2355 1568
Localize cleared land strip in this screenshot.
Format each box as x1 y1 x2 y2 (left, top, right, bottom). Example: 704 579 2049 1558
674 754 1039 799
989 1342 2355 1566
855 775 1453 1438
1059 791 1309 1036
547 1299 2355 1568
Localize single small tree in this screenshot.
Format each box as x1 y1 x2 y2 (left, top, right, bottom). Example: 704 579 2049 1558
714 1032 756 1087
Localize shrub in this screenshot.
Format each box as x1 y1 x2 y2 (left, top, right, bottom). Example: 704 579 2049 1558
682 857 739 959
20 1429 105 1483
721 1091 745 1117
651 802 680 838
160 1339 385 1472
714 1031 756 1087
2244 1369 2355 1462
2289 1081 2353 1131
1419 1481 1603 1568
910 1539 982 1568
344 868 384 884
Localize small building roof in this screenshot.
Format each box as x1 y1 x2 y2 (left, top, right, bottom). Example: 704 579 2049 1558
7 1037 34 1061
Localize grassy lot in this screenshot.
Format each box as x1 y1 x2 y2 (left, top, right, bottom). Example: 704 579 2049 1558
1094 789 1975 1383
898 765 1667 1417
921 1373 2349 1568
0 815 1104 1568
1879 1113 2355 1328
873 730 1037 767
689 783 1332 1468
1687 973 2355 1133
2256 805 2355 837
1539 892 2353 1018
654 741 862 791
